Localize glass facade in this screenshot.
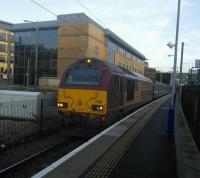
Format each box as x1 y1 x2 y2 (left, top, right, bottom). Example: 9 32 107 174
107 39 117 63
14 28 58 85
107 38 144 65
107 37 145 74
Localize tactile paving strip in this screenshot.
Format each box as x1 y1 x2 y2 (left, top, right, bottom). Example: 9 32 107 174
83 97 169 178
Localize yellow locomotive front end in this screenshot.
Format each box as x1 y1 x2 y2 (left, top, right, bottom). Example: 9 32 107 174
58 89 107 118
57 58 109 120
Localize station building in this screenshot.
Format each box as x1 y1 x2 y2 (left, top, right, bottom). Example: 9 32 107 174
0 20 14 79
10 13 147 85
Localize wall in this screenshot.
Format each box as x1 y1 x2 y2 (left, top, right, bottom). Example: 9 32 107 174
57 23 89 77
57 23 107 77
87 23 107 60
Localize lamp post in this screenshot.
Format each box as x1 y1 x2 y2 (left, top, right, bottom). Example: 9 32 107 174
24 20 39 87
179 42 184 85
167 0 181 137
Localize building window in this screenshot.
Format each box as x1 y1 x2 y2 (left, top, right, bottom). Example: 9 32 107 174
126 51 131 58
118 46 125 56
10 56 14 63
132 55 136 61
0 33 6 41
0 67 4 73
10 46 14 53
0 44 6 52
0 55 6 62
8 34 14 43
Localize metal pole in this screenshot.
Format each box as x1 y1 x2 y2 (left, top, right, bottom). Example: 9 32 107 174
7 35 11 85
179 42 184 85
35 21 39 86
40 99 43 133
171 0 181 108
167 0 181 137
27 58 30 88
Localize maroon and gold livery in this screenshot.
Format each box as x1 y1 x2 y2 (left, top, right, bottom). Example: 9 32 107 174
58 58 154 122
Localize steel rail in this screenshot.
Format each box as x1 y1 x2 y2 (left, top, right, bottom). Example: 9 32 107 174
0 136 79 175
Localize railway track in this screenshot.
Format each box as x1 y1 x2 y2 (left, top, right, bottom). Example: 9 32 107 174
0 135 87 178
0 136 72 174
0 119 98 178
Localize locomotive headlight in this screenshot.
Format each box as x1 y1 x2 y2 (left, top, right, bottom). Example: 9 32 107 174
92 105 103 111
86 58 92 64
58 103 63 107
57 102 68 108
98 105 103 111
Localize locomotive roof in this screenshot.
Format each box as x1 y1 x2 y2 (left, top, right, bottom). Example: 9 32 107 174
70 58 153 84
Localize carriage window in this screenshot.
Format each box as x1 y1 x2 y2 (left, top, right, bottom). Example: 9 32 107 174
64 68 102 86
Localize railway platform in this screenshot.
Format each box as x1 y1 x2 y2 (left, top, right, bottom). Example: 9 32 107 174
32 94 200 178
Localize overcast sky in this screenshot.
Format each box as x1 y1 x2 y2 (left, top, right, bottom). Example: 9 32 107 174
1 0 199 72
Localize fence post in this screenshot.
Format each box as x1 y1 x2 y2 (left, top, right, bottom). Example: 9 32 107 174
40 99 43 133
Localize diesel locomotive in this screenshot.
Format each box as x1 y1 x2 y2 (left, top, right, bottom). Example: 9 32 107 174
57 58 170 123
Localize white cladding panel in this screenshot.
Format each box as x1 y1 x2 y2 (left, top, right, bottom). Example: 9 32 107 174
0 90 45 120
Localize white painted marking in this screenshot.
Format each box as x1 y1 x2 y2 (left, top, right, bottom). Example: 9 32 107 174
105 125 128 137
32 97 165 178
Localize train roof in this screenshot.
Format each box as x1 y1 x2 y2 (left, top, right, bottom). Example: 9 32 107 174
154 81 170 87
69 58 153 84
118 66 153 83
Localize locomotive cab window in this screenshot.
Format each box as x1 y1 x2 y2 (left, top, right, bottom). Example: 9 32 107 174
64 68 102 86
